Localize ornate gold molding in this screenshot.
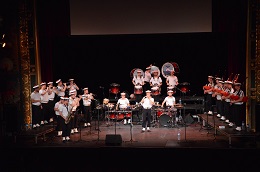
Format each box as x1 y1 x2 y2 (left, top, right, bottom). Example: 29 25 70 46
18 1 31 129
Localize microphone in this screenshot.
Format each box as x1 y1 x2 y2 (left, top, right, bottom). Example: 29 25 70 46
99 86 104 89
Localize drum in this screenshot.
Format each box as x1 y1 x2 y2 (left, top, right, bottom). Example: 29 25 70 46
159 113 171 127
167 86 176 93
157 109 164 117
151 86 160 95
125 112 132 118
179 82 190 93
134 85 143 94
108 111 117 119
161 62 180 78
110 83 120 94
117 112 125 120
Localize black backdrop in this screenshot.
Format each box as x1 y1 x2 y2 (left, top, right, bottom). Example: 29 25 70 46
52 32 228 101
36 0 247 103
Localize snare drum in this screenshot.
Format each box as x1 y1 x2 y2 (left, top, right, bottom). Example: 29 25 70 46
134 85 143 94
151 86 160 95
108 111 117 119
125 112 132 118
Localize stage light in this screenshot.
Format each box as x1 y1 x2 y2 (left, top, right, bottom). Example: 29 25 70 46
0 42 5 47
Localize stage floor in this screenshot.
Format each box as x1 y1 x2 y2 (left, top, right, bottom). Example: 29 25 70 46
2 115 260 171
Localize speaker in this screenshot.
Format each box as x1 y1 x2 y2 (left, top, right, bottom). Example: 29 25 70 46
184 113 194 124
105 134 122 146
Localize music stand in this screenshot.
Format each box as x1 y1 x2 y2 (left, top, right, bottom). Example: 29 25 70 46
74 116 90 144
92 106 105 143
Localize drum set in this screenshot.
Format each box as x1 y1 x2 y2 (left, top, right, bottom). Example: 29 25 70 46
152 104 184 128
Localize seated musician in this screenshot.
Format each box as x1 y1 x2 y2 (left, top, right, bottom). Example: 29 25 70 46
161 90 178 120
116 92 131 124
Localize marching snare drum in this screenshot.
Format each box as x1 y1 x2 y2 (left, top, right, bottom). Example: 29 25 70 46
151 86 160 95
134 85 143 94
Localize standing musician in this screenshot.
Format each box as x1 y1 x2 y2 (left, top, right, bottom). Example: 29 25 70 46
150 70 163 102
203 75 214 115
47 81 57 123
55 79 67 99
132 69 144 103
212 78 224 119
39 82 50 125
81 87 94 127
221 80 234 123
140 90 154 132
67 78 79 96
59 97 72 143
230 82 245 131
166 70 178 93
116 92 131 125
143 65 152 94
31 85 42 129
54 96 64 136
68 89 81 134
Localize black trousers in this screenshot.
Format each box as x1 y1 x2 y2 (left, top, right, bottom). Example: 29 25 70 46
83 106 92 123
61 118 71 137
216 99 223 115
223 101 231 120
32 105 41 125
142 109 151 128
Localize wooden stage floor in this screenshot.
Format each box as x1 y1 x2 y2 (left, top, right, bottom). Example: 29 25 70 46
2 114 260 171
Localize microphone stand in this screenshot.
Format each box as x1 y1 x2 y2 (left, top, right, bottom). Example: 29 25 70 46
92 106 104 143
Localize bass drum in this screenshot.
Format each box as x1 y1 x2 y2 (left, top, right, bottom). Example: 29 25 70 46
159 113 171 127
161 62 180 78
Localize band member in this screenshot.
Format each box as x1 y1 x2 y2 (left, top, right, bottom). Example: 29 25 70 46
47 81 57 123
68 89 81 134
81 87 94 127
203 75 214 115
67 78 79 96
150 70 162 102
166 70 178 93
161 90 176 108
54 96 64 136
221 80 234 122
213 78 224 119
116 92 131 124
132 69 144 103
143 65 152 94
55 79 67 99
230 82 245 131
39 82 50 125
140 90 154 132
31 85 42 129
59 97 72 142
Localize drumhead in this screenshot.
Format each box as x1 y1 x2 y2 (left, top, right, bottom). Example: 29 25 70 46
133 68 144 78
161 62 180 78
150 66 160 76
159 114 171 127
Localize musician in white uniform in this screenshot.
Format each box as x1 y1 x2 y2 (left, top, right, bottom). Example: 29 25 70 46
69 89 81 134
56 79 67 99
82 87 94 127
150 70 162 102
132 69 144 103
203 75 214 115
166 70 178 93
54 96 64 136
59 97 72 142
116 92 131 124
39 82 50 125
67 78 79 96
140 90 154 132
31 85 42 129
47 81 56 123
143 65 152 94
